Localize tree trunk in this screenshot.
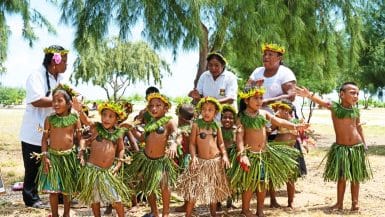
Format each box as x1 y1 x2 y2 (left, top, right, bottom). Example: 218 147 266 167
193 22 209 88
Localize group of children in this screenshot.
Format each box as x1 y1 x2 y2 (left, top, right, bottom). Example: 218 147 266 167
36 81 372 217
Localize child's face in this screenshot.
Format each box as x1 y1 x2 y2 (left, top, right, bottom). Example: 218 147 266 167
340 85 359 106
52 92 70 116
245 94 263 111
101 109 118 129
201 102 217 122
276 107 291 120
148 98 168 118
221 111 234 128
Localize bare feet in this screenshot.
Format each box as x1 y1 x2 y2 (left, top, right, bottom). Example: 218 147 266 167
270 200 281 208
162 212 169 217
104 204 113 215
351 203 359 211
329 203 343 211
256 210 265 217
287 202 295 210
240 210 258 217
128 205 140 212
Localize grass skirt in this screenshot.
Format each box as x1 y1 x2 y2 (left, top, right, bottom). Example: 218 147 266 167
76 163 131 205
323 143 372 182
177 157 231 204
126 151 178 197
37 147 78 195
227 143 299 192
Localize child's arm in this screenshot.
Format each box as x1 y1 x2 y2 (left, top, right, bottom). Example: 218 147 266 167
357 116 367 149
217 127 230 169
295 86 332 109
265 111 309 133
189 123 199 169
235 121 251 167
166 119 178 159
127 130 140 151
72 98 94 126
75 120 87 166
41 118 51 173
112 137 125 175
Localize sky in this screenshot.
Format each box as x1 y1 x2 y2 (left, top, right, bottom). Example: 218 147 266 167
2 1 198 100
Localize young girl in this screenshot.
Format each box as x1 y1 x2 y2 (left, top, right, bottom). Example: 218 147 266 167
128 93 178 217
227 86 307 217
73 100 131 217
37 84 82 217
296 83 372 211
268 100 307 208
177 97 231 217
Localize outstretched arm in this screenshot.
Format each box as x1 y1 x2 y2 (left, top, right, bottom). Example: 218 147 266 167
72 98 94 126
295 86 332 109
265 111 309 132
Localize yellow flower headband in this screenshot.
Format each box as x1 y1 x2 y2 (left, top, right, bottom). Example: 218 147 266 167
221 104 237 116
98 101 127 121
43 47 69 55
196 96 222 113
239 87 266 99
52 83 78 98
262 43 285 54
207 52 228 65
270 101 292 111
146 93 172 108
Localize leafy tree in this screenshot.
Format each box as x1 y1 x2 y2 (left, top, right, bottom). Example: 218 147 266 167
72 39 170 101
60 0 365 91
0 86 26 105
0 0 56 73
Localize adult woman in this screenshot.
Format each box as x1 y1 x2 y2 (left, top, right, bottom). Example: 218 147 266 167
247 43 296 108
19 45 69 208
188 52 238 109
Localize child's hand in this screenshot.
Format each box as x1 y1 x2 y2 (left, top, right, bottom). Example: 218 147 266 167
296 123 310 132
189 157 198 170
72 97 83 112
112 166 120 175
43 157 51 174
295 86 312 98
167 145 177 159
78 152 85 166
239 155 250 167
222 155 230 169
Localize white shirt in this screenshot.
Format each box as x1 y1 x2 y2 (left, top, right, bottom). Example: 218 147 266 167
19 66 65 146
197 69 238 109
249 65 296 99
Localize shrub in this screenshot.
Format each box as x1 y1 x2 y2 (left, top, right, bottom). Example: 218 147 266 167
0 86 26 106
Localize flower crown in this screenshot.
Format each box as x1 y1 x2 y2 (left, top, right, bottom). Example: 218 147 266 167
262 43 285 54
207 52 228 65
146 93 172 108
196 96 222 113
239 87 266 99
98 101 127 121
270 101 292 111
52 84 78 99
221 104 237 116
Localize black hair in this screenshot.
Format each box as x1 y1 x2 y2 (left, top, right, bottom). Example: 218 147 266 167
145 86 159 98
339 82 358 92
42 45 67 97
178 104 195 121
207 52 226 66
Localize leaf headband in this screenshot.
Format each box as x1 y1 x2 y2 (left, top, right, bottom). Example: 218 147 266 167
146 93 172 108
221 104 237 116
270 101 292 111
196 96 222 113
52 83 78 99
98 101 127 121
239 87 266 99
44 47 69 64
262 43 285 54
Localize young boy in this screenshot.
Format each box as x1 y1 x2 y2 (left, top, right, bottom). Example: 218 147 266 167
73 100 131 217
128 93 178 217
296 82 372 211
177 97 231 217
227 86 307 217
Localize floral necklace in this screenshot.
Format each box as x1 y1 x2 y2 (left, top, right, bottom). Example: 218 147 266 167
48 113 78 128
95 122 125 142
332 102 360 119
239 111 268 129
144 116 172 137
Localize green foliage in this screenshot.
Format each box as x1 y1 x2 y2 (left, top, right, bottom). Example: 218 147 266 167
125 93 144 103
171 96 191 105
71 38 170 101
0 86 26 106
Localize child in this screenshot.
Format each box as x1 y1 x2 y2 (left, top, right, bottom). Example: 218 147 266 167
296 82 372 211
174 103 195 213
268 100 307 209
221 104 238 209
37 84 82 217
133 86 160 125
177 97 231 217
128 93 178 217
73 100 131 217
227 86 307 217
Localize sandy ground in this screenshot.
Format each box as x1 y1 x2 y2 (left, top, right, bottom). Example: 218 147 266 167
1 107 385 217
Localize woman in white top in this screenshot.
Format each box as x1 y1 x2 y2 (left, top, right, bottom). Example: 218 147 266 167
19 45 69 208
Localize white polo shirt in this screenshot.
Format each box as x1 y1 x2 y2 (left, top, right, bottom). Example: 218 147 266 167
197 69 238 109
19 66 65 146
249 65 296 99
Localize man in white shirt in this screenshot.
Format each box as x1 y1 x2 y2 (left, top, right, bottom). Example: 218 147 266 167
19 45 68 208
